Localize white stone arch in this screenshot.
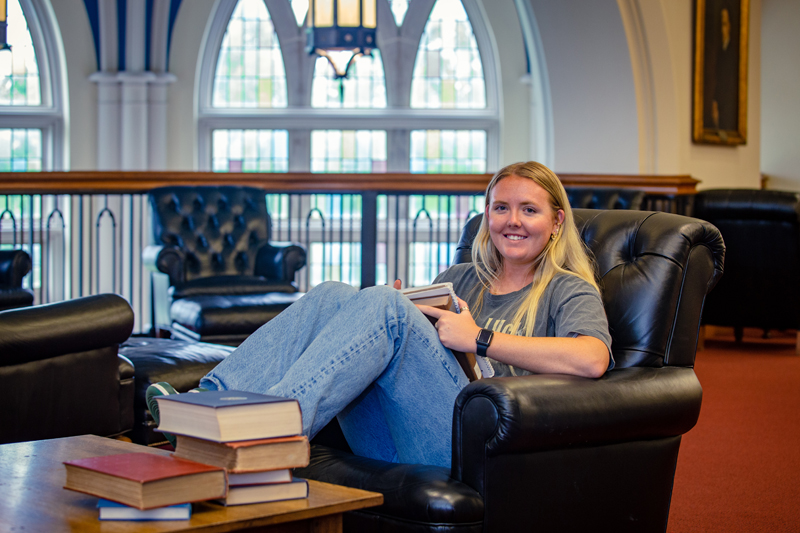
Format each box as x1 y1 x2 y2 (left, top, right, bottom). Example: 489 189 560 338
0 0 68 169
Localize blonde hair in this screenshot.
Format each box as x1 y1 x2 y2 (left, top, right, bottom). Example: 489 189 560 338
470 161 600 337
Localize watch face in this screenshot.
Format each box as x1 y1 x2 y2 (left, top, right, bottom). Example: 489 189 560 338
477 328 493 345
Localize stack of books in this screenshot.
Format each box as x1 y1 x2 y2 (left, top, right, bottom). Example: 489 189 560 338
157 390 311 506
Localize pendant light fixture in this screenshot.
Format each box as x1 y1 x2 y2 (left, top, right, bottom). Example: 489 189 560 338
0 0 11 51
306 0 377 79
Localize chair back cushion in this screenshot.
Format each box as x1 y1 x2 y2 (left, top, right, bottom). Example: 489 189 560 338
453 209 724 368
693 189 800 330
565 187 645 210
150 186 271 281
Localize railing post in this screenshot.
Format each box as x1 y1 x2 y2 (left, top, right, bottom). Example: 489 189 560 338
361 191 378 289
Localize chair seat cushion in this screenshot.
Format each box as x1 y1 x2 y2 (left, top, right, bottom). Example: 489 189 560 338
296 445 484 529
170 275 297 299
119 337 234 445
170 292 304 338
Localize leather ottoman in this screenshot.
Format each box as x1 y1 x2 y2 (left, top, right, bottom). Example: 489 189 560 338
118 337 234 445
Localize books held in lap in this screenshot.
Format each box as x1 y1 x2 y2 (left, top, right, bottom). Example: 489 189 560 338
155 390 303 442
63 453 226 510
401 282 462 313
218 478 309 506
174 434 310 472
97 499 191 521
401 282 490 381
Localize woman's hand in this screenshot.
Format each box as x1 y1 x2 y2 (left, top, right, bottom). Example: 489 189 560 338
392 279 402 290
416 299 481 353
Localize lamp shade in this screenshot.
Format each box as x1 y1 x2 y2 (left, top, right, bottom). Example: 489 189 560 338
0 0 9 51
306 0 376 55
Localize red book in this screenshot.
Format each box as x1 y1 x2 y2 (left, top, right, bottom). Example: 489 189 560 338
63 452 226 510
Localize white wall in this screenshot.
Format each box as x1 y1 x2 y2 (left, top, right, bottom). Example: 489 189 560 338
760 0 800 191
478 0 530 167
49 0 97 170
525 0 640 174
165 0 217 170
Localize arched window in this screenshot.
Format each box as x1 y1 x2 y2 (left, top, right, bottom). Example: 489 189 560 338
197 0 498 287
0 0 65 171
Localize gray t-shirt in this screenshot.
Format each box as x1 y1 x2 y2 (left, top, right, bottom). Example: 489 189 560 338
433 263 614 377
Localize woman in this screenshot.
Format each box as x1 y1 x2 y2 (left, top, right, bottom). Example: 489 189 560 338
147 161 613 468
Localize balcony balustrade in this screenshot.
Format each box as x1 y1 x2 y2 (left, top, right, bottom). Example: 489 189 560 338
0 171 698 335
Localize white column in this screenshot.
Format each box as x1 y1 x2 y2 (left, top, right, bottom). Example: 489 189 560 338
119 72 155 171
89 72 121 170
148 73 177 170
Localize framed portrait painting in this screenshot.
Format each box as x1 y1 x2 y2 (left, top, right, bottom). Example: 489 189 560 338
692 0 750 145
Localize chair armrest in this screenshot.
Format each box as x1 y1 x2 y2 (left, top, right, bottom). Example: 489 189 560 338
451 367 702 490
0 294 134 366
0 250 32 287
255 242 307 283
143 244 185 286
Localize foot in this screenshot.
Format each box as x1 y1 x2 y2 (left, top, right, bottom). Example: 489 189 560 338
145 382 179 448
146 383 210 448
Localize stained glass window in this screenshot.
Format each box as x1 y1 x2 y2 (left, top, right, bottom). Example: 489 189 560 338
311 130 387 172
0 129 42 171
0 0 41 106
290 0 309 25
410 0 485 109
410 129 486 173
212 129 288 172
390 0 410 26
212 0 287 108
312 50 387 108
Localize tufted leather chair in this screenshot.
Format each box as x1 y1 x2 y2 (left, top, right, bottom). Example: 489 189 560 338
693 189 800 344
0 294 135 444
565 187 645 210
297 209 725 533
0 249 34 312
144 186 307 345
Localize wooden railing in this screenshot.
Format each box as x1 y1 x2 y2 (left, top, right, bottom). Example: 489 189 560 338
0 171 700 197
0 171 699 334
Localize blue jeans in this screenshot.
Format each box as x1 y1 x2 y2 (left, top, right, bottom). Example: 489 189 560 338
200 281 470 468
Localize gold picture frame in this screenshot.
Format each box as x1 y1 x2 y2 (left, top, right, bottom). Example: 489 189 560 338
692 0 749 145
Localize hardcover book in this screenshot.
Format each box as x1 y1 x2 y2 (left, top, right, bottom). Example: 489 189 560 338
401 283 484 381
228 469 293 486
217 478 309 506
155 390 303 442
97 499 191 521
174 434 310 473
63 453 226 510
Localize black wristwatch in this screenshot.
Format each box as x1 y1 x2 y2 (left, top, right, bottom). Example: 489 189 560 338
475 328 494 357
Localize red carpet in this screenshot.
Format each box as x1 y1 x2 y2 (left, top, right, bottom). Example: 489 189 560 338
668 331 800 532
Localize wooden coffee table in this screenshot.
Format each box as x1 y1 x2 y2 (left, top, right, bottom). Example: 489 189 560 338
0 434 383 532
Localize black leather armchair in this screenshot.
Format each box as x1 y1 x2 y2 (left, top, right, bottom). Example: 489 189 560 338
0 294 135 444
693 189 800 344
145 186 307 345
298 209 725 532
0 249 34 312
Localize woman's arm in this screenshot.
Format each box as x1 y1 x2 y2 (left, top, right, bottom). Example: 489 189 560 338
416 302 609 379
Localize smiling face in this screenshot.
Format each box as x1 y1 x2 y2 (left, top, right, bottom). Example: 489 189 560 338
485 174 565 273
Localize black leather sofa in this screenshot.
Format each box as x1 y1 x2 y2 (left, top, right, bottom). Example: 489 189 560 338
0 249 34 312
692 189 800 341
0 294 135 444
297 209 725 532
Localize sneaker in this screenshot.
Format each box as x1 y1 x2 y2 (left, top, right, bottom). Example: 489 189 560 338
145 383 208 448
